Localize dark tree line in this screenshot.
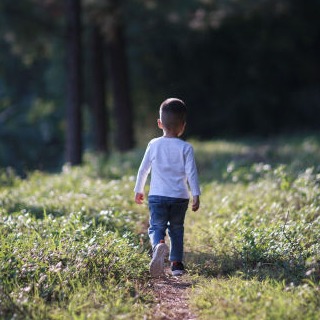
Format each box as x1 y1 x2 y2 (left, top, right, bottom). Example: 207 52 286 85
66 0 134 165
0 0 319 172
0 0 136 171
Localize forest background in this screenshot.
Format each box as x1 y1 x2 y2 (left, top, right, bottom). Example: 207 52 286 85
0 0 319 174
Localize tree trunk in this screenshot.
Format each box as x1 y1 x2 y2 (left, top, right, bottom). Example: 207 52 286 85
65 0 82 165
89 26 108 153
108 20 134 152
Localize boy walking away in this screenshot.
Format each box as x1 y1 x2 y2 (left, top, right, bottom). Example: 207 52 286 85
134 98 201 277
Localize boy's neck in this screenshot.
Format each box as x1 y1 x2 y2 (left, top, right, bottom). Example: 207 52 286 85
163 134 178 138
162 130 179 138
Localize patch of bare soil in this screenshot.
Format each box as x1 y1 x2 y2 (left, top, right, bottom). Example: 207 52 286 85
149 268 196 320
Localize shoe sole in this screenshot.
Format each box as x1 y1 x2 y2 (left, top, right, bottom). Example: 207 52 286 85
172 269 184 276
149 243 169 277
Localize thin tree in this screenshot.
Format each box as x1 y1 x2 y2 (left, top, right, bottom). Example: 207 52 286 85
108 1 134 151
89 25 108 153
65 0 82 165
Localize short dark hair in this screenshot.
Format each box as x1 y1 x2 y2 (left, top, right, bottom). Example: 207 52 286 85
159 98 186 131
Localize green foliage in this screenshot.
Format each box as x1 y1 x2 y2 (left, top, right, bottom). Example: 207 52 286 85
0 0 64 172
1 136 320 318
192 277 320 320
186 163 320 280
0 166 150 319
129 0 320 138
184 136 320 318
1 0 320 170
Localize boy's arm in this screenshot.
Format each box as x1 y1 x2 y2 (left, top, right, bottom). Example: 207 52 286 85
134 144 151 204
192 195 200 211
185 145 201 205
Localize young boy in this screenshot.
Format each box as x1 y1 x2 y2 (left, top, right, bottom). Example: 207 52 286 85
134 98 201 277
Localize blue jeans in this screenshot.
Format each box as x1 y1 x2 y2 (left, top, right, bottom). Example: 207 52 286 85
148 195 189 262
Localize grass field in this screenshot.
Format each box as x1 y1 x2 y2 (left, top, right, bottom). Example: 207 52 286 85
1 134 320 319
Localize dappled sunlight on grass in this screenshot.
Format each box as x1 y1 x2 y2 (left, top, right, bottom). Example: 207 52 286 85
191 277 320 319
192 134 320 182
184 135 320 319
1 134 320 319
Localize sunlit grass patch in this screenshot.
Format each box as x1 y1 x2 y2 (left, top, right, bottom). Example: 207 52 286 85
186 164 320 282
192 134 320 182
0 211 150 319
0 165 151 319
191 277 320 320
185 137 320 319
1 134 320 319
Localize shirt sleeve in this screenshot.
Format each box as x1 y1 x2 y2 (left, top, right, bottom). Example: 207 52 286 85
185 145 201 196
134 144 152 194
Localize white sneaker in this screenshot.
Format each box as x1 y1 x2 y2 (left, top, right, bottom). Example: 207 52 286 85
171 262 185 276
149 242 169 277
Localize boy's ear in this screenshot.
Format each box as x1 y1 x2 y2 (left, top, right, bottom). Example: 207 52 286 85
178 122 187 137
157 119 163 129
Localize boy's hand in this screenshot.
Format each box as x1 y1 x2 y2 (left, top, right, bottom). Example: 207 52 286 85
192 195 200 212
135 193 144 204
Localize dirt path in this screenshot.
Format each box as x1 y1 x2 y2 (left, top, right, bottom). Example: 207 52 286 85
149 268 196 320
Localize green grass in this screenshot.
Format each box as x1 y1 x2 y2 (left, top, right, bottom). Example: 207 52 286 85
186 135 320 319
0 162 151 319
1 133 320 319
192 277 320 320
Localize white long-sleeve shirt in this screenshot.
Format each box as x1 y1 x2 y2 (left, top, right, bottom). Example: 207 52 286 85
134 137 201 199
